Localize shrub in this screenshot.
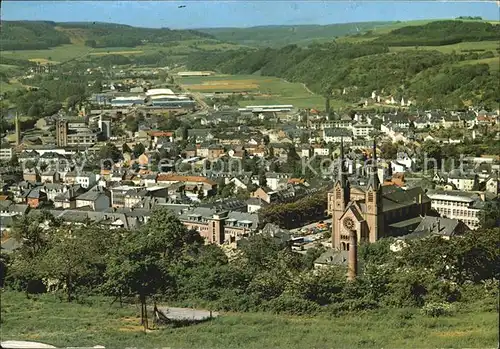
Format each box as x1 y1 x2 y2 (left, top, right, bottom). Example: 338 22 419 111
262 295 320 316
421 302 455 317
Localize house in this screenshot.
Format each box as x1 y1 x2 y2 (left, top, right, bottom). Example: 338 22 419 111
63 172 78 185
391 217 470 252
208 144 225 160
75 186 111 211
142 173 158 187
41 183 72 202
24 187 47 208
40 171 60 184
0 143 13 161
447 172 478 192
149 131 174 148
251 186 279 204
183 145 197 158
246 197 269 213
441 114 463 128
156 174 217 198
196 143 210 158
229 177 250 192
76 172 98 189
352 123 374 138
54 186 86 209
485 175 499 195
265 172 291 191
23 168 40 182
313 249 351 270
313 145 330 156
299 144 312 158
187 129 215 143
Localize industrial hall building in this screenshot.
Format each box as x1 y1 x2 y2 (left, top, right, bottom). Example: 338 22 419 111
328 140 432 251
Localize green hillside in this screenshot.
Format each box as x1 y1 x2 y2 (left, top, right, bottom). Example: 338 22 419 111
0 21 215 51
372 20 500 46
186 20 500 109
0 21 71 50
198 22 396 47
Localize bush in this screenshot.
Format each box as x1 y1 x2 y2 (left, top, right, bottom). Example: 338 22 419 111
421 302 455 317
262 295 320 316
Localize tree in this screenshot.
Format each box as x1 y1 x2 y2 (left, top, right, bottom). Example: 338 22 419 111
133 143 146 158
9 211 59 296
258 171 267 187
38 225 108 302
99 143 121 163
479 200 500 229
104 208 203 329
84 39 97 48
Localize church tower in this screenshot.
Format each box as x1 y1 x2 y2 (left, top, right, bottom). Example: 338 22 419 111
365 139 383 242
331 138 350 249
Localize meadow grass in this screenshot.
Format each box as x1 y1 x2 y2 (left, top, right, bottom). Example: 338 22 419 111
2 291 497 349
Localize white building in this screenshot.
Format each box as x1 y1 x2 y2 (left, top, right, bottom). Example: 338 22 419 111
0 145 13 160
427 191 482 230
352 123 374 138
76 172 98 189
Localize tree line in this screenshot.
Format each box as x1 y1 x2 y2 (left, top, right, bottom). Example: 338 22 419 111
1 208 498 329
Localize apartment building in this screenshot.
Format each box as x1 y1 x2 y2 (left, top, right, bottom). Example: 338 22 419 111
426 191 483 230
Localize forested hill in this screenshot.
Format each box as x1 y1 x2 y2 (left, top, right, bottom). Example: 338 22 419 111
197 21 395 47
0 21 215 50
0 21 71 50
186 20 500 110
372 20 500 46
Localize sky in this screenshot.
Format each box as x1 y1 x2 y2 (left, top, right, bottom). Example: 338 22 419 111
2 1 499 29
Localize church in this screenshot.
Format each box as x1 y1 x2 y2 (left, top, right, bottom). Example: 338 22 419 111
328 140 432 250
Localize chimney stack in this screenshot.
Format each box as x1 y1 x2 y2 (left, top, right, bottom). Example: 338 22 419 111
348 229 358 281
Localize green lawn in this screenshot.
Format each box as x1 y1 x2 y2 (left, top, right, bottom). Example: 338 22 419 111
1 291 498 349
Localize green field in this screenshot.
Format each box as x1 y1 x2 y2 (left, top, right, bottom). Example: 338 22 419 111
0 40 246 65
1 291 498 348
178 74 338 109
389 40 500 54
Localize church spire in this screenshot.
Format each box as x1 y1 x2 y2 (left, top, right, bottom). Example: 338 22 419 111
368 138 380 190
336 137 350 189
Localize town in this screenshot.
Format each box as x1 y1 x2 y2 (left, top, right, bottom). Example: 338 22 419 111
1 68 498 250
0 8 499 349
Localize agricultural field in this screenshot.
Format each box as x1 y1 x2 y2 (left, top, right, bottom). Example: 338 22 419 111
389 40 500 54
1 291 498 349
178 74 340 109
455 57 500 71
0 40 246 66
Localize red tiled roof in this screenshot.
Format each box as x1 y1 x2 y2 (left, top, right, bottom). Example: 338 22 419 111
156 174 216 186
149 131 173 137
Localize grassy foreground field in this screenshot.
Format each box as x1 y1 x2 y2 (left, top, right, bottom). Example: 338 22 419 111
1 291 498 348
